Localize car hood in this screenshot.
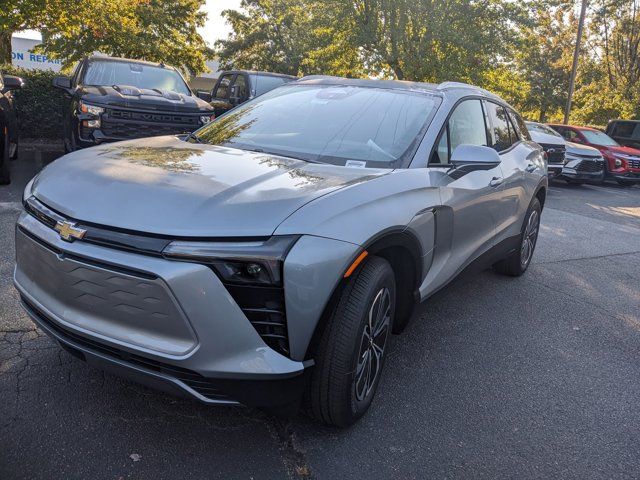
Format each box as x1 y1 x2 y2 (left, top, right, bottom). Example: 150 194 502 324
565 141 601 157
529 130 565 146
31 136 387 237
603 145 640 158
78 85 213 113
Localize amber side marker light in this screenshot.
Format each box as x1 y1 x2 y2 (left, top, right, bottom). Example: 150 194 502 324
343 250 368 278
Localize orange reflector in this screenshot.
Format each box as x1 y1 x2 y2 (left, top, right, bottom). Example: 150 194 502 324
343 250 368 278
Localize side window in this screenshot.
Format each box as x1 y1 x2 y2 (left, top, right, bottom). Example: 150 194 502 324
508 109 531 141
485 102 515 152
613 122 635 138
429 99 488 164
233 74 248 101
213 74 234 100
562 129 577 141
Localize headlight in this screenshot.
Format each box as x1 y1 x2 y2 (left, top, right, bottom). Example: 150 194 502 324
200 114 214 124
79 101 104 116
614 157 624 168
162 235 299 286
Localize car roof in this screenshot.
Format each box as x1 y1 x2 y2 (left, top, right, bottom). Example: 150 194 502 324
220 70 297 79
294 75 508 104
548 123 599 131
86 55 178 71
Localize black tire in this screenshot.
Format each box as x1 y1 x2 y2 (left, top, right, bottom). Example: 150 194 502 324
494 197 542 277
0 127 11 185
617 179 636 187
306 256 395 427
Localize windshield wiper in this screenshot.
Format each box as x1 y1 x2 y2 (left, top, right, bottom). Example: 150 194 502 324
184 132 203 144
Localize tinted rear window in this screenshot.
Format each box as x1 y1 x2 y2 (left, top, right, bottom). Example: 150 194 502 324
254 75 292 96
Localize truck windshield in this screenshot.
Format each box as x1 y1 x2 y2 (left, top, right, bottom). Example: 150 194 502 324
194 84 439 168
580 129 620 147
83 60 191 96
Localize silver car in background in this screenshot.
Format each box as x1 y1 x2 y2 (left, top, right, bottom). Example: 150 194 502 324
14 77 547 426
527 121 605 184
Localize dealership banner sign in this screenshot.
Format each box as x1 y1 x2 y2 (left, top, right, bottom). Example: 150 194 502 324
11 36 62 72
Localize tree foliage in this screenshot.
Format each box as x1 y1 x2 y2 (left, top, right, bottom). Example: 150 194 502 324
1 0 212 74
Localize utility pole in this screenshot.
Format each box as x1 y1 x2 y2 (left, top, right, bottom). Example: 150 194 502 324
564 0 589 124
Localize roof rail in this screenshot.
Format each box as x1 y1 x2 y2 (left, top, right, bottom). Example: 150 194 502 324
437 81 500 99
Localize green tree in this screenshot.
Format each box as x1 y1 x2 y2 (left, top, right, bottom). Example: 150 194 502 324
216 0 364 77
0 0 46 63
37 0 211 74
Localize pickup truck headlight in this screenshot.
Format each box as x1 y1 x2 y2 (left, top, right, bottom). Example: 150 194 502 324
162 235 299 286
79 101 104 116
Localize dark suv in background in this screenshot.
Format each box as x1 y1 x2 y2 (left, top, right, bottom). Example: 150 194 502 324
204 70 296 117
53 56 215 151
0 71 25 184
606 120 640 149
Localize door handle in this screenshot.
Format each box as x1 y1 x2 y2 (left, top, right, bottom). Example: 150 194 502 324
489 176 503 187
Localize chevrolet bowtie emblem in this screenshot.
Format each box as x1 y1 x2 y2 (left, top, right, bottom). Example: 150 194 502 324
54 221 86 242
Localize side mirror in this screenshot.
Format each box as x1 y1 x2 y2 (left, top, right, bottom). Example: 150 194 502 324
450 144 501 170
52 76 72 90
3 75 25 92
196 90 212 102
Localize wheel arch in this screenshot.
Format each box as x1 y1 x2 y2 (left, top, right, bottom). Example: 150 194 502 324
303 229 423 361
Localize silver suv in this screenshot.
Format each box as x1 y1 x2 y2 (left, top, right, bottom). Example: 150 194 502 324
14 77 547 426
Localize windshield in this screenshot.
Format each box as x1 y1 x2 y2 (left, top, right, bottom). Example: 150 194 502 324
194 84 439 167
526 122 562 138
580 129 620 147
83 60 191 95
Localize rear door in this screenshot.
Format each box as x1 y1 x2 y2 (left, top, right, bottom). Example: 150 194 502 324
484 102 530 242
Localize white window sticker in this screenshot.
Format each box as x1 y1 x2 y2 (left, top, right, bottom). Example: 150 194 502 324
345 160 367 168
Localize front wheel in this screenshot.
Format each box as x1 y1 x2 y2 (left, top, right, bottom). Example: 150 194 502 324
306 256 395 427
494 197 541 276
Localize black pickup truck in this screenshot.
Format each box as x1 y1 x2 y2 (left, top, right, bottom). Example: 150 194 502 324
202 70 297 117
52 56 215 151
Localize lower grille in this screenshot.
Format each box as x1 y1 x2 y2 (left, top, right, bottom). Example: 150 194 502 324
101 119 195 139
22 296 229 401
224 284 289 357
575 160 603 173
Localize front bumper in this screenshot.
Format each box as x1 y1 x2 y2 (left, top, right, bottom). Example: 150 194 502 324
548 158 605 183
13 213 310 407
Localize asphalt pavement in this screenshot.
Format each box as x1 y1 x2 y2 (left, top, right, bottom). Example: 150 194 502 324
1 150 639 479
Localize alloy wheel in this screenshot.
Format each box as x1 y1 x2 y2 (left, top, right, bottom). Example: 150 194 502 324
520 210 539 269
354 288 391 402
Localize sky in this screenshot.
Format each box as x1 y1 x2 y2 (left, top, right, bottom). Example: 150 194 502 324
17 0 243 46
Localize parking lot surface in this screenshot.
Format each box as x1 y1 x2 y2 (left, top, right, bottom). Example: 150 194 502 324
1 150 639 479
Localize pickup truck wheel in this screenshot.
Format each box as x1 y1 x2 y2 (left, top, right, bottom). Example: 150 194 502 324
0 127 11 185
494 197 541 277
306 256 395 427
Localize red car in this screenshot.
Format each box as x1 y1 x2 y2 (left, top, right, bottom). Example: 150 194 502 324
548 124 640 186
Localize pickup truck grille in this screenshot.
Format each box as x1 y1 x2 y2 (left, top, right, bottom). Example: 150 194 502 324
540 143 566 164
99 107 202 140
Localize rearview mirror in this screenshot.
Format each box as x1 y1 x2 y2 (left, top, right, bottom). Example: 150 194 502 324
3 75 25 91
52 76 72 90
450 144 501 169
